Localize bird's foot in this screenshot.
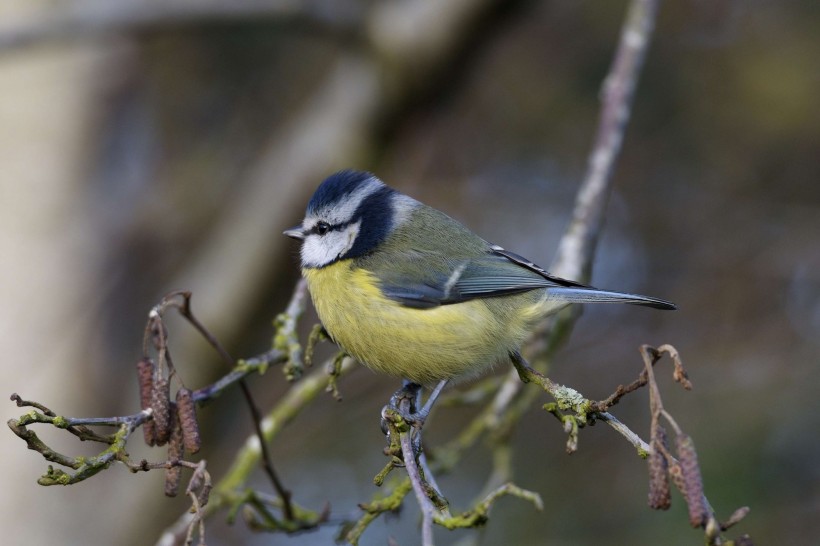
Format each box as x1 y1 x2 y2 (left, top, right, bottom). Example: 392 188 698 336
380 379 449 460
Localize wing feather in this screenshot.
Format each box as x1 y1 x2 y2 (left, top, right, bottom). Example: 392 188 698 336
377 246 559 306
375 244 676 310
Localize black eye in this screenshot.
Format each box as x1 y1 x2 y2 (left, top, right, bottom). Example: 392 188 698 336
314 221 331 235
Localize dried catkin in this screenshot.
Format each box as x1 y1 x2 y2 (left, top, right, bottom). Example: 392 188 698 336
164 408 183 497
152 376 171 445
647 424 671 510
176 387 201 454
136 357 156 446
677 433 707 527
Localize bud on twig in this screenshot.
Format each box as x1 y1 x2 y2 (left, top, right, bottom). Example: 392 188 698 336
136 357 156 446
722 506 750 530
176 387 201 454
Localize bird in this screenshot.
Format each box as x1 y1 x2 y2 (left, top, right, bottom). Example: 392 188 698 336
284 170 675 388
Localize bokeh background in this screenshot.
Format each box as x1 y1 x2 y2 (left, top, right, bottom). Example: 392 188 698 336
2 1 818 544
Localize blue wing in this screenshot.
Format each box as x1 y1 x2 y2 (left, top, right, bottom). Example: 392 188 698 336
377 245 675 310
376 246 582 308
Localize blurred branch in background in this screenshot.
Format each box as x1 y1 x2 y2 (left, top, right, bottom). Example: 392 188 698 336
551 0 659 282
0 0 524 366
136 0 519 358
0 0 361 52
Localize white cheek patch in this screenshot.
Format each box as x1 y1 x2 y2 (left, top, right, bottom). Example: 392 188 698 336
301 220 362 268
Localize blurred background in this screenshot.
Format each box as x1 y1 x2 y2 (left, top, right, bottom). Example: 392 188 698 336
2 1 818 544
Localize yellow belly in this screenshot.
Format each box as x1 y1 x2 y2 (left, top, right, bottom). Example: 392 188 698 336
303 262 541 384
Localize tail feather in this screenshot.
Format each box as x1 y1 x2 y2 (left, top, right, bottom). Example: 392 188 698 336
546 287 676 310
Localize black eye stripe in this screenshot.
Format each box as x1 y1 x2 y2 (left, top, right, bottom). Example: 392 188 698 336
312 219 357 235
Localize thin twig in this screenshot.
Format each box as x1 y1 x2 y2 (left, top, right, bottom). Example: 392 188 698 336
169 287 307 523
156 356 356 545
7 334 284 488
596 411 651 454
551 0 661 281
399 423 436 546
477 0 663 456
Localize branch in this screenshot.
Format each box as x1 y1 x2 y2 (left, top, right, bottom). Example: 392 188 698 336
8 279 351 544
514 345 751 545
448 0 663 473
7 399 149 485
370 399 542 546
6 282 308 488
551 0 660 281
396 406 437 546
147 284 309 521
157 355 357 545
6 345 278 488
453 0 663 521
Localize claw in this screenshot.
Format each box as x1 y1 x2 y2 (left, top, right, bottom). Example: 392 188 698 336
380 379 450 460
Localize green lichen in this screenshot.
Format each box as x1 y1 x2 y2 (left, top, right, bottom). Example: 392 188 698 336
273 312 305 381
38 466 71 486
52 415 69 429
304 324 328 368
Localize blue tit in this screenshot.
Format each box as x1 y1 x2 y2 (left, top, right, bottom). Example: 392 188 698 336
284 170 675 386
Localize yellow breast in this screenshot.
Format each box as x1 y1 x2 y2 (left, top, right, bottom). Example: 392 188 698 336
303 261 541 384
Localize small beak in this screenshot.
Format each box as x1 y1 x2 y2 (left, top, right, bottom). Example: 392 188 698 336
283 225 306 241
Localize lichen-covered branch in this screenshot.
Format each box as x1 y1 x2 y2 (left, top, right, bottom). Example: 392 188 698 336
6 347 276 487
157 355 357 546
7 397 150 485
7 283 325 544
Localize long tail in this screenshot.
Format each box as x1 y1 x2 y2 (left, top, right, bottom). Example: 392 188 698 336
546 287 676 310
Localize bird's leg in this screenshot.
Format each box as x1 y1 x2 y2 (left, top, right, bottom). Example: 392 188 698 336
417 379 448 424
381 380 421 454
510 350 534 379
384 379 448 427
379 380 449 509
380 379 449 457
380 381 421 444
390 379 423 415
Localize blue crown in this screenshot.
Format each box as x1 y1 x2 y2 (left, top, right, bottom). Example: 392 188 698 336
307 170 379 214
